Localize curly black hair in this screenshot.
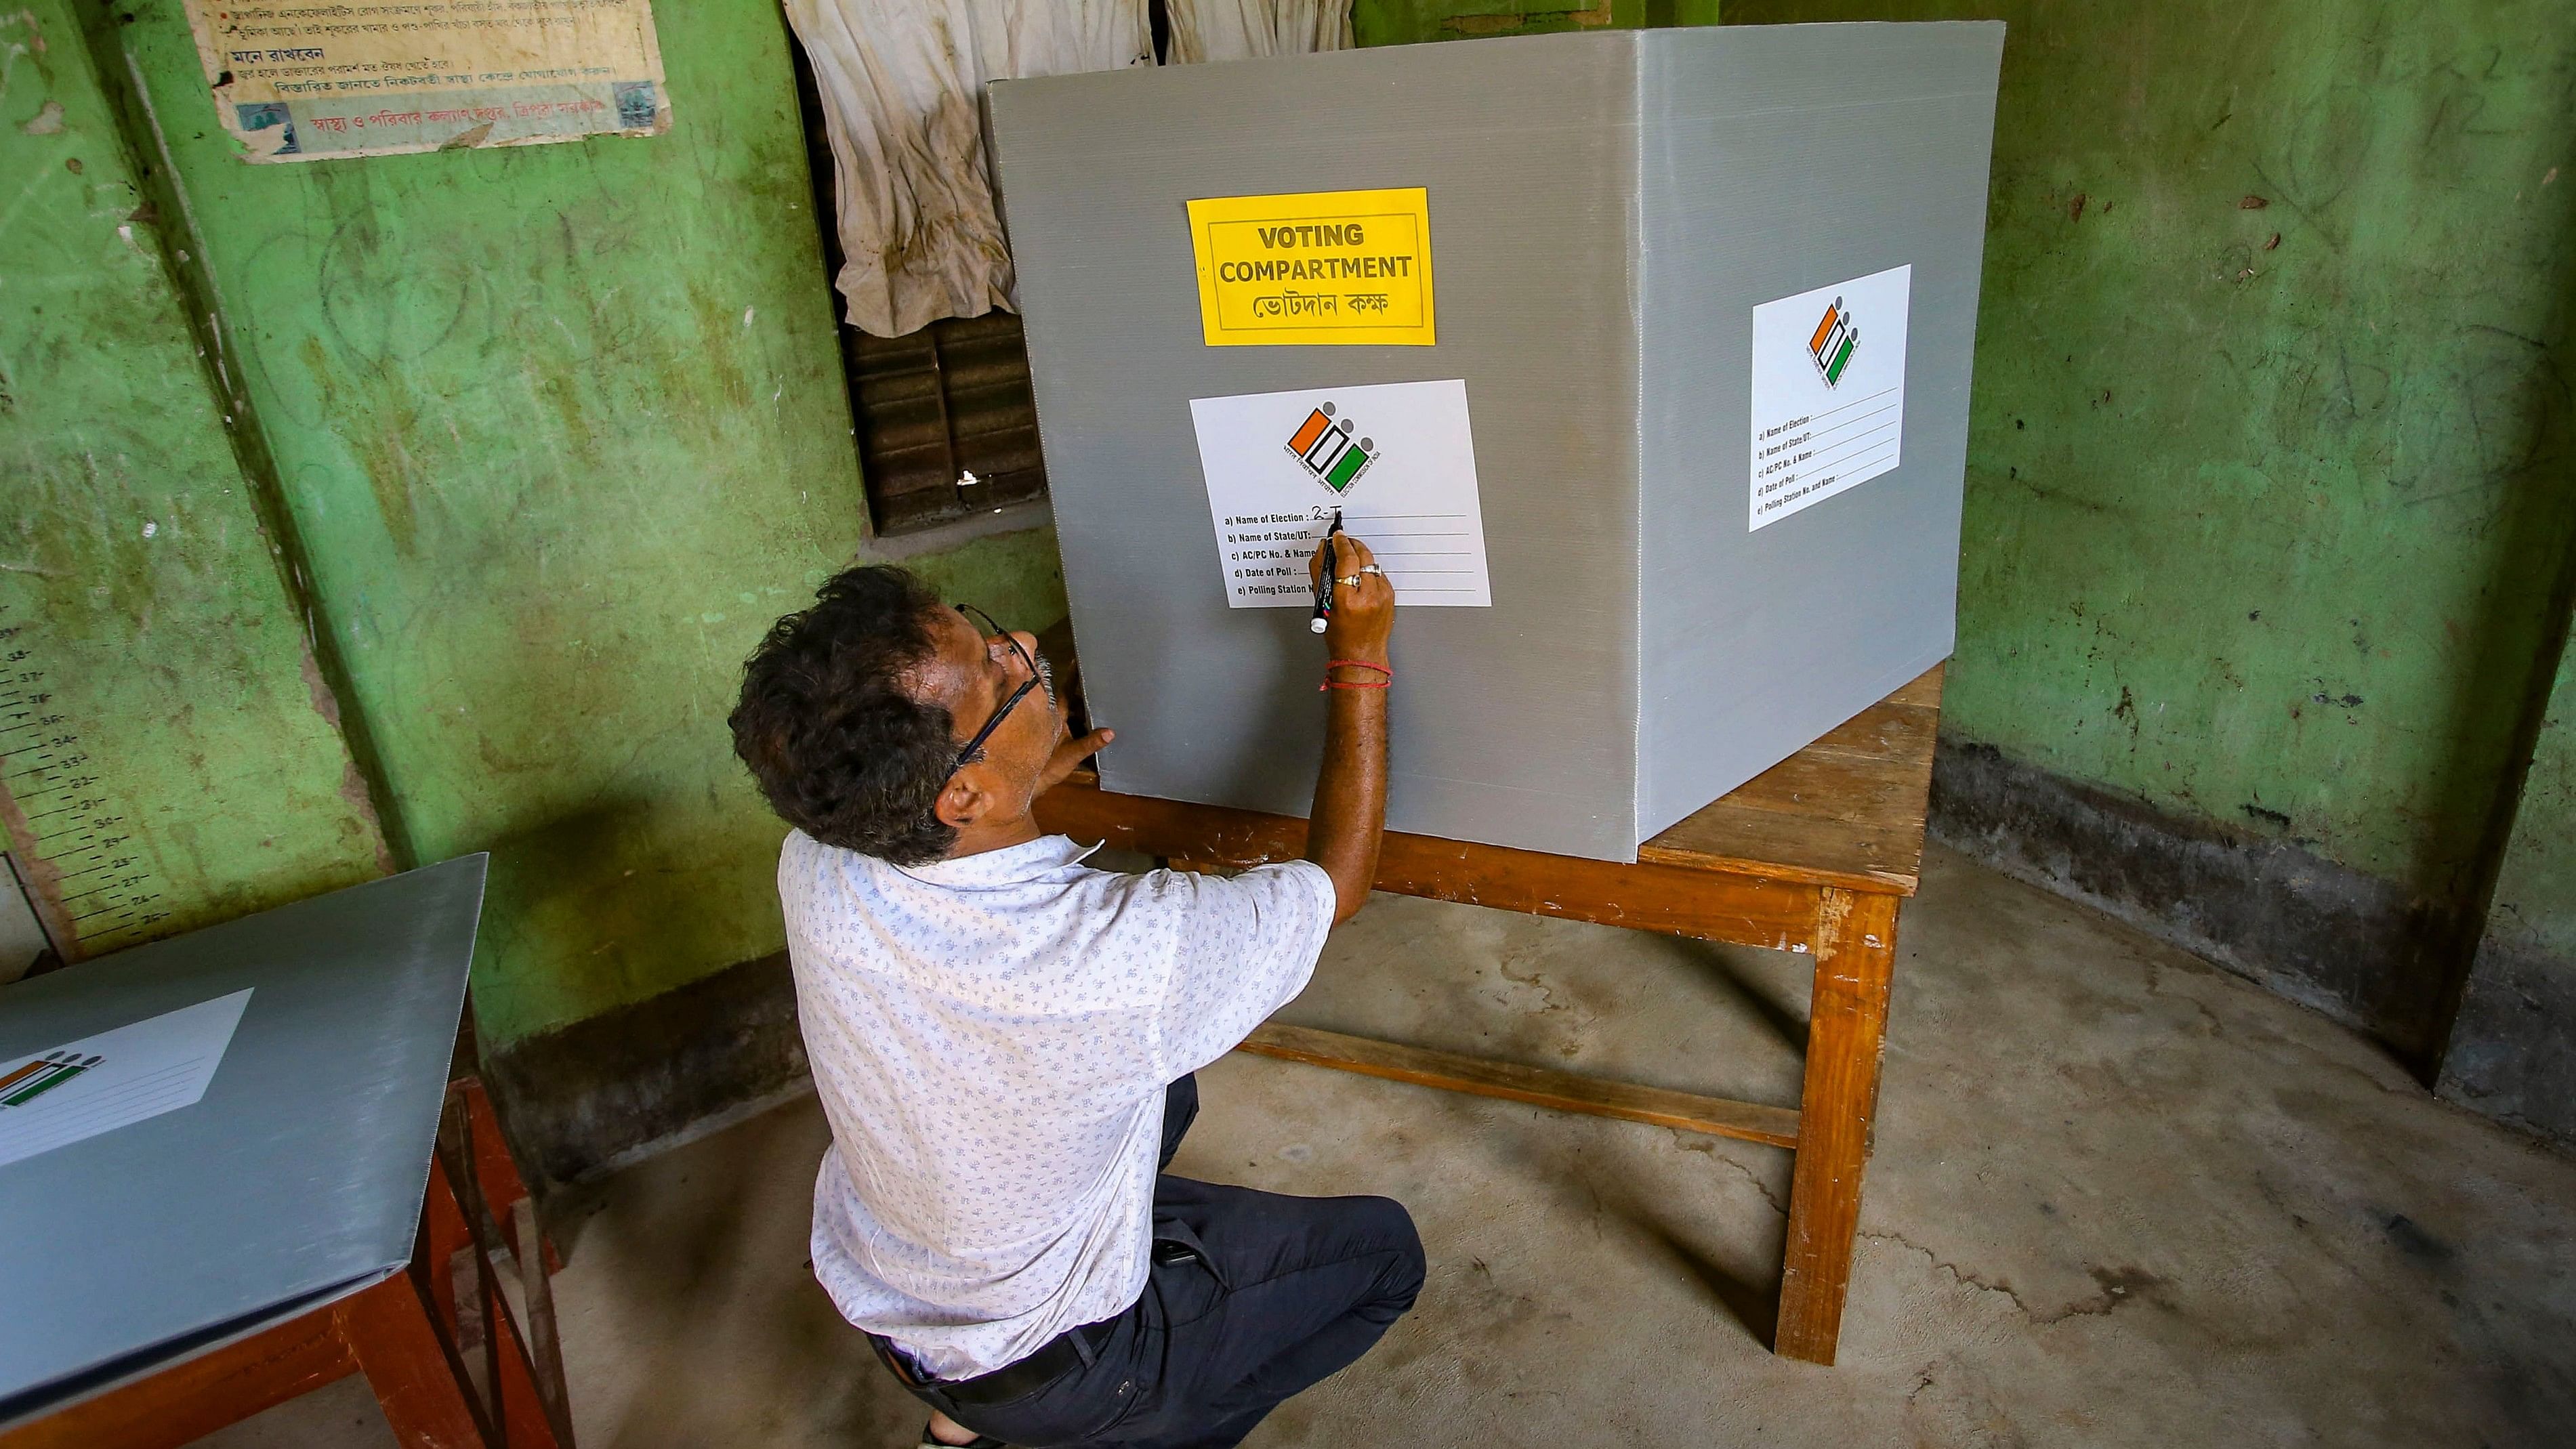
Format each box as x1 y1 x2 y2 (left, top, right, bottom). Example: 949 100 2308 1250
728 565 961 864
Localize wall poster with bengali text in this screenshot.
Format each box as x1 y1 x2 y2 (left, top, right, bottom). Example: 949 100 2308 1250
184 0 669 161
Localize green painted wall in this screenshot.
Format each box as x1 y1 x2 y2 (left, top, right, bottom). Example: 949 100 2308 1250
19 0 1073 1045
101 0 862 1045
1721 0 2576 1078
1 0 387 963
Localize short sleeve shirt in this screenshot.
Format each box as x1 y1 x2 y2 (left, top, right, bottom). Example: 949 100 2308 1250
778 831 1337 1379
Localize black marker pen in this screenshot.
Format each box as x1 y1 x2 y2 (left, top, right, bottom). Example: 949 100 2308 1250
1308 509 1343 635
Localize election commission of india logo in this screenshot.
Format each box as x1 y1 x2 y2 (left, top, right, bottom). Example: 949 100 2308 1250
1283 401 1378 494
0 1050 102 1108
1809 295 1859 386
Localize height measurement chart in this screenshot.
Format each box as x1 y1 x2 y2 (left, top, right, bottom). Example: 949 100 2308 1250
1747 264 1911 531
1190 379 1492 609
0 603 167 962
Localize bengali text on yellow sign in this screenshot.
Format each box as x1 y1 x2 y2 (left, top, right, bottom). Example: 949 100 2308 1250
1186 188 1436 347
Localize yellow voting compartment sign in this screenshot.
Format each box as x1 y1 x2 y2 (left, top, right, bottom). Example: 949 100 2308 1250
1186 188 1436 346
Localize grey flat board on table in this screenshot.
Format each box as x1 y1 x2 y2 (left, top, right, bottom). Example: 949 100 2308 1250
0 855 487 1427
990 23 2001 862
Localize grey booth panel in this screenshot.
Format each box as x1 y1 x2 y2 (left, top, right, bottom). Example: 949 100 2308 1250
992 38 1646 862
1634 22 2001 838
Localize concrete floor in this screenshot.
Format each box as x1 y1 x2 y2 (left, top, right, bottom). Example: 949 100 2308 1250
199 845 2576 1447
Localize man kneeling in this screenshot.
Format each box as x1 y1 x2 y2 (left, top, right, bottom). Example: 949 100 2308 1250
728 532 1420 1448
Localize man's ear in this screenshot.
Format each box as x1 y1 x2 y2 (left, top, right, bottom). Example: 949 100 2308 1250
934 762 995 833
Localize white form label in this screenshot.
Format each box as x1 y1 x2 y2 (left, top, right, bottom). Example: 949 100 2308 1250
1190 379 1492 608
0 988 252 1169
1749 264 1911 531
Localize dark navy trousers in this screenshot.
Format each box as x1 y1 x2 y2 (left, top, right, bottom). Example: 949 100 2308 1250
882 1076 1426 1448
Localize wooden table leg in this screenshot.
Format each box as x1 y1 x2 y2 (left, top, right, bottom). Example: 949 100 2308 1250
1774 887 1901 1365
455 1076 561 1274
335 1269 494 1448
432 1108 572 1449
514 1196 574 1434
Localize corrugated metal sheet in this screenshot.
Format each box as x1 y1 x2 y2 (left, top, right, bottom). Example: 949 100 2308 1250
849 314 1049 534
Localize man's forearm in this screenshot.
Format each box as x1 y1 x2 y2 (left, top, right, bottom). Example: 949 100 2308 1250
1308 652 1389 921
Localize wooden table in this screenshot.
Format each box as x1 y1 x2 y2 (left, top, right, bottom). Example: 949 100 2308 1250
1 1076 571 1449
1036 663 1943 1365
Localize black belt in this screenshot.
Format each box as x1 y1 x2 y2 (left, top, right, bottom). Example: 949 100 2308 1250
875 1318 1113 1406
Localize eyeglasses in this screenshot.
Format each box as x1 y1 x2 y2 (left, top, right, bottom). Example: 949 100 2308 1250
950 604 1039 771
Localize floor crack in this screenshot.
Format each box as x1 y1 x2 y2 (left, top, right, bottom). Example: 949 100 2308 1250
2032 1265 2163 1324
1863 1231 2163 1325
1667 1130 1789 1217
1861 1229 2036 1316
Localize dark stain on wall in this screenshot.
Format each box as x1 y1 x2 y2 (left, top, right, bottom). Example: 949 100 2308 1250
484 950 809 1187
1933 738 2458 1068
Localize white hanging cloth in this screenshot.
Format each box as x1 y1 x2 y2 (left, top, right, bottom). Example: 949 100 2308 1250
783 0 1152 337
1164 0 1352 63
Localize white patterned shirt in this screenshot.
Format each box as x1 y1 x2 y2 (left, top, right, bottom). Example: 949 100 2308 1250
778 830 1336 1379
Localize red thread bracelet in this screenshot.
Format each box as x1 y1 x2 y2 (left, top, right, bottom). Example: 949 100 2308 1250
1323 658 1391 691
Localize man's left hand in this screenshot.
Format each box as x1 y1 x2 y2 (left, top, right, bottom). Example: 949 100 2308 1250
1039 727 1115 793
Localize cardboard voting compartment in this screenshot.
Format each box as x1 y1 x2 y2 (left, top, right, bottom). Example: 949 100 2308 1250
989 23 2003 862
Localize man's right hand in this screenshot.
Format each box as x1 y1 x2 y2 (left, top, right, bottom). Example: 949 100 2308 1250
1312 530 1396 663
1305 528 1394 923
